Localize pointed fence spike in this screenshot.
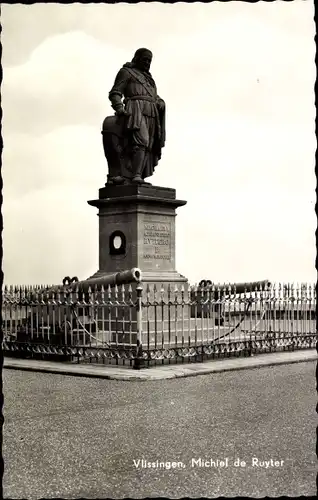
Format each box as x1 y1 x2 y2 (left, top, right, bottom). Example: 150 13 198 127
146 283 151 297
160 284 165 302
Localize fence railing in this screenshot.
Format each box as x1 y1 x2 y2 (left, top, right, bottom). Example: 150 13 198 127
2 282 317 369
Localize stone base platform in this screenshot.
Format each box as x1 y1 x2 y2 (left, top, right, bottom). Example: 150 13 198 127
87 183 187 278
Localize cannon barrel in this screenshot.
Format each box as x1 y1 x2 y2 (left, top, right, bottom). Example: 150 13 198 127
193 280 271 295
74 268 142 292
190 280 271 320
217 280 271 295
32 268 142 298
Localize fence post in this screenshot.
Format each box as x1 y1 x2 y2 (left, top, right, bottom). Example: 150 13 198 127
134 283 145 370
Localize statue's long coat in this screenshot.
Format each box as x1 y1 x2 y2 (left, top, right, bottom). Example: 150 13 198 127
109 63 166 178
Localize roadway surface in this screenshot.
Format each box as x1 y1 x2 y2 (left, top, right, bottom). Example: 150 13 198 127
3 361 317 498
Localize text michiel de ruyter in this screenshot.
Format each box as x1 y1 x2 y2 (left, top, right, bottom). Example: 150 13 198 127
143 222 171 260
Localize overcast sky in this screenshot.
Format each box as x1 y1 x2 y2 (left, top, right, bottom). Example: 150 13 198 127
1 1 316 286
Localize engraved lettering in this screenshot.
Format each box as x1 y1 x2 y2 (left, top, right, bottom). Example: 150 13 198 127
143 221 171 261
143 255 171 260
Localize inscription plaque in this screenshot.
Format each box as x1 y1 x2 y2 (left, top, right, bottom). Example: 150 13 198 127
143 221 171 260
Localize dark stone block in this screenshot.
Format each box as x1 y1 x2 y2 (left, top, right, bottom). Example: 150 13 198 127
88 184 186 210
99 184 176 200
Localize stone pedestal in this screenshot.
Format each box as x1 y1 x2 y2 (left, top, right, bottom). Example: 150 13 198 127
87 184 188 286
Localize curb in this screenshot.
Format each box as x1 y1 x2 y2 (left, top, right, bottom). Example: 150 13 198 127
3 349 317 381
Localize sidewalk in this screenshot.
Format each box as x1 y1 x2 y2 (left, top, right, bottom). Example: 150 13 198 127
3 349 317 381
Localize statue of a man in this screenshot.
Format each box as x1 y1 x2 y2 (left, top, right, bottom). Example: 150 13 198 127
104 48 166 185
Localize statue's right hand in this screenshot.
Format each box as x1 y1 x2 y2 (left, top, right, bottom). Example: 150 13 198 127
115 107 129 116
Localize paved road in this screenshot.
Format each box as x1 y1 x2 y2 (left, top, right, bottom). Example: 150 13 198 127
3 362 317 498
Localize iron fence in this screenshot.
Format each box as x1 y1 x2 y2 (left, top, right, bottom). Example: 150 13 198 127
2 281 317 369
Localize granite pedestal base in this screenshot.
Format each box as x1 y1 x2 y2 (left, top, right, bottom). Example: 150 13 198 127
88 184 188 281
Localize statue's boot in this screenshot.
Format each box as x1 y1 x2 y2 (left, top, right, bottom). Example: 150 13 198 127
112 176 125 185
131 149 146 184
107 174 125 185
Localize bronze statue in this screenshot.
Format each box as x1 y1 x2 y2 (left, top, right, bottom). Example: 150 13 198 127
102 48 166 185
